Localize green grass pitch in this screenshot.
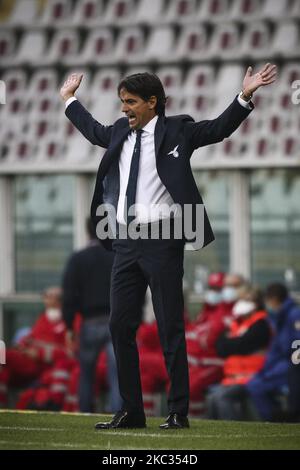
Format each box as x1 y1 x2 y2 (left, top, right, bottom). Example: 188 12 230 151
0 410 300 450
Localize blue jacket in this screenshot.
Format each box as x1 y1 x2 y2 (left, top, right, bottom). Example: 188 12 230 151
253 297 300 383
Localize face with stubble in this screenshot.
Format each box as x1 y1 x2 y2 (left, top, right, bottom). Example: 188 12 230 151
119 87 157 130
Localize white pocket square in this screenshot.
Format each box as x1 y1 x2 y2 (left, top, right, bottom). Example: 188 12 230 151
167 145 179 158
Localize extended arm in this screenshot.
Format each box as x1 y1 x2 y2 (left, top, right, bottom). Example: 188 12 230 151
60 73 113 148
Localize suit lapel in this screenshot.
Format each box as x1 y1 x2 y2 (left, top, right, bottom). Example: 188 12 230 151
154 115 167 161
98 126 131 178
99 115 166 177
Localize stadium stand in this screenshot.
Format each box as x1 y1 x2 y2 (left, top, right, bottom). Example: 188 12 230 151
1 0 298 166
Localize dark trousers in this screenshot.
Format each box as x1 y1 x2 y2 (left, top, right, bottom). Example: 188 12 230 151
110 236 189 416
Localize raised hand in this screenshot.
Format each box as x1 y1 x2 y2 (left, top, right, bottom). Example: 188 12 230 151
60 73 83 101
242 63 277 97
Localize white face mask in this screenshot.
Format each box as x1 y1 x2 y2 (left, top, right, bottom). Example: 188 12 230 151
232 300 256 318
204 290 222 306
222 286 238 303
45 308 62 322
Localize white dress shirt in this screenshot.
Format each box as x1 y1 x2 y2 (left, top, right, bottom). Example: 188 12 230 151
117 115 178 224
65 95 252 223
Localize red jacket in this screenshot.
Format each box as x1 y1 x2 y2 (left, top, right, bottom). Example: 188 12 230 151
19 313 68 363
222 311 268 385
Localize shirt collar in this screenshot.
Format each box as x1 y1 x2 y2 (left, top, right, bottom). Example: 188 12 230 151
140 115 158 135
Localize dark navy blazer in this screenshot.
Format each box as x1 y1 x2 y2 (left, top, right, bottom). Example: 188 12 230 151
65 97 253 250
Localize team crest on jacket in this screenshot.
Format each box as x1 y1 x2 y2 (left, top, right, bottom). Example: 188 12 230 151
168 145 179 158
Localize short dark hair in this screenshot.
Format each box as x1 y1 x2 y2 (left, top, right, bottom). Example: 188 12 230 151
117 72 167 116
265 283 288 303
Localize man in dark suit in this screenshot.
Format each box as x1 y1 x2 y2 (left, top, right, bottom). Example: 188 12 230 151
60 64 276 429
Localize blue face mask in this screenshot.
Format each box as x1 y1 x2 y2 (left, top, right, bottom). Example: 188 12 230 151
204 290 222 306
222 286 238 303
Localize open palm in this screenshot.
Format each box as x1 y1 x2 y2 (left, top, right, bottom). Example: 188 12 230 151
243 63 277 95
60 73 83 101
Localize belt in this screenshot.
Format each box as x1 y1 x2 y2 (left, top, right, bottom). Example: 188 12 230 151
117 218 181 240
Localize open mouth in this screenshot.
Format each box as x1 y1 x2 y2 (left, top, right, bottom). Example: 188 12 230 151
128 115 137 126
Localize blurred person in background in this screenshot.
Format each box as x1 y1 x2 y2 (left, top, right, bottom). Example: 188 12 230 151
187 272 246 416
62 218 122 413
246 283 300 421
206 285 271 420
192 272 225 325
0 287 69 407
187 272 225 416
220 273 246 320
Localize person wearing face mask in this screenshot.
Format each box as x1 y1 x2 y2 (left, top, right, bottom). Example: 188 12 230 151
192 272 225 324
246 283 300 421
219 273 246 319
186 273 228 417
0 287 71 408
205 286 272 420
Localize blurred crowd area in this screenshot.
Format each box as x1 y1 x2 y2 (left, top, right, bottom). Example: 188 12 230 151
1 272 300 422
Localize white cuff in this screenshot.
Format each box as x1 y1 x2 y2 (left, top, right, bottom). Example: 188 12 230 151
238 92 252 110
65 96 77 109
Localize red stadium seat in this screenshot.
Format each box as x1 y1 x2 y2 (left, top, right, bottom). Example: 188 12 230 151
70 0 107 27
40 0 73 27
103 0 136 26
239 21 271 60
0 30 17 66
1 69 27 95
75 28 116 66
114 27 146 64
165 0 199 24
156 67 183 94
209 23 241 60
175 25 210 61
230 0 263 22
41 29 81 66
184 65 215 94
198 0 232 23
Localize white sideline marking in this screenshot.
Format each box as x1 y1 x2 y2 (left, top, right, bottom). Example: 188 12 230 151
0 409 110 417
0 440 97 449
0 440 150 450
96 431 300 439
0 426 299 440
0 426 65 432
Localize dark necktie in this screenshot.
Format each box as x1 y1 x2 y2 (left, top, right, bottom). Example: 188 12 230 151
125 129 143 224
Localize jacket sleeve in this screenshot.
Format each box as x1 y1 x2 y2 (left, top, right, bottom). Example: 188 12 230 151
216 319 271 357
65 100 113 148
184 96 253 151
